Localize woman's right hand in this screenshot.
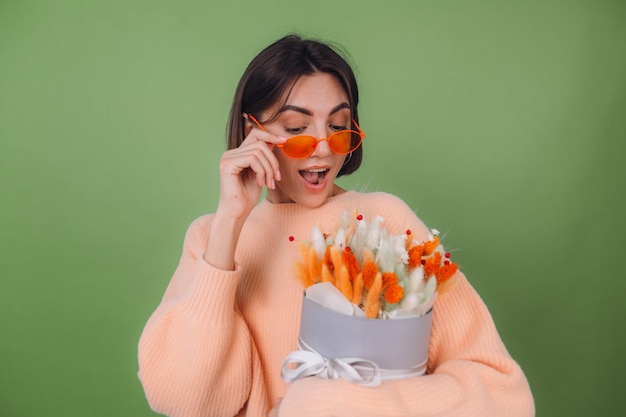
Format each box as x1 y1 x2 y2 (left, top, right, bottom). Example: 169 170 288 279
217 127 286 220
204 127 286 271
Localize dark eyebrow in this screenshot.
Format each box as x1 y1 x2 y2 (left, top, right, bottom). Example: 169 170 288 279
278 102 351 117
329 102 351 115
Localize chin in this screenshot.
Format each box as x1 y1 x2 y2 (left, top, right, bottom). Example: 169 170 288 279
270 174 338 207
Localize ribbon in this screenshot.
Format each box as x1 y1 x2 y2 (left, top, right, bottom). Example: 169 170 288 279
281 339 430 387
281 348 383 387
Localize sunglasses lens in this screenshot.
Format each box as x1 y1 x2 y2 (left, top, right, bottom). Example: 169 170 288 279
329 131 357 154
281 130 362 158
282 136 317 158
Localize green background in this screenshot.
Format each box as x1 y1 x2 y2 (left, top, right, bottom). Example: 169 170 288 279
1 0 624 416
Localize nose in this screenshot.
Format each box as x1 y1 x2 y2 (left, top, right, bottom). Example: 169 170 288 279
309 124 332 157
310 137 332 157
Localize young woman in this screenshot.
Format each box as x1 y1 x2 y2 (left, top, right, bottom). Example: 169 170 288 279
138 34 534 417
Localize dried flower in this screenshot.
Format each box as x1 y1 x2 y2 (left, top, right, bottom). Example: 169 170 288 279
364 273 383 319
351 273 364 305
342 247 361 281
294 211 459 318
384 284 404 304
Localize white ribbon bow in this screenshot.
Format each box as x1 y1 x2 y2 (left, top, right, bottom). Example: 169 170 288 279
281 338 428 386
281 349 382 387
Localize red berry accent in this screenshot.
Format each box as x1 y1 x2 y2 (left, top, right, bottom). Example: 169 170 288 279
445 252 451 258
421 259 426 265
406 229 412 235
346 246 351 252
444 260 450 265
357 214 363 221
288 236 295 242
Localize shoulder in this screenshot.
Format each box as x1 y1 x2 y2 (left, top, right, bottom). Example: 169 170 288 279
346 190 416 216
340 190 410 208
365 191 411 209
186 213 213 234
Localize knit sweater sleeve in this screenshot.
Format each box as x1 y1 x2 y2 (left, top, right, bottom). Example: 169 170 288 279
137 215 267 417
278 193 535 416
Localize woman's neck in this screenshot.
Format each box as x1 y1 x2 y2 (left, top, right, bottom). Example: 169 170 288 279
265 185 346 205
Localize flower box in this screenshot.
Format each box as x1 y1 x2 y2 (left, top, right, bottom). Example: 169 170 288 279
281 283 432 386
281 211 456 386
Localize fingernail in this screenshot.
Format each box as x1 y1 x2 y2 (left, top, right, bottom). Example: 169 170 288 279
270 179 276 189
275 170 281 181
278 136 287 142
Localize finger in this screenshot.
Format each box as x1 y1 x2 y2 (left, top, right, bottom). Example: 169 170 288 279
248 152 277 189
223 146 278 189
232 141 282 186
240 127 285 179
242 127 287 147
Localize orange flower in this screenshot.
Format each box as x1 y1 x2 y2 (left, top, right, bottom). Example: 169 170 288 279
352 272 364 305
295 262 315 288
362 261 378 290
337 265 353 301
408 245 424 269
321 263 334 284
361 248 378 290
422 236 440 256
437 274 459 295
364 272 382 319
306 247 320 283
436 262 458 284
423 251 441 277
342 247 361 281
329 246 343 277
323 246 334 272
381 272 398 289
384 284 404 304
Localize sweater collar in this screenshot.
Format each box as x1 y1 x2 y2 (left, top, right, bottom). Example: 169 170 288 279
256 189 358 216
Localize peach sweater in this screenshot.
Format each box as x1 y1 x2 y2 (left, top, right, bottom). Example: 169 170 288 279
138 191 534 417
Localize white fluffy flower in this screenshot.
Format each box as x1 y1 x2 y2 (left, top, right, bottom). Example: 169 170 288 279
400 292 419 312
334 228 346 250
365 215 384 249
408 266 425 293
391 235 409 265
311 225 326 258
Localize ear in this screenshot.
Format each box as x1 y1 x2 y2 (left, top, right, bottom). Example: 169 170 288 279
242 113 254 136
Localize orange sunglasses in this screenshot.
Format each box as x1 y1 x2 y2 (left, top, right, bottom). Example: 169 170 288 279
247 114 365 159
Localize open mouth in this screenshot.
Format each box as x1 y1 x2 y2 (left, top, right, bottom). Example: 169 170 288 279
299 168 329 185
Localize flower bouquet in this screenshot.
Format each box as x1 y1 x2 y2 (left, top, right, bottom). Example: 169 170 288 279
281 210 459 386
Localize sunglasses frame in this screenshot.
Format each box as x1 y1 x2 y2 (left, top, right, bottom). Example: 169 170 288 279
247 113 365 159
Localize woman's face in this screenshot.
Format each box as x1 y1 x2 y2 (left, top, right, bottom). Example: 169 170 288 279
259 73 351 208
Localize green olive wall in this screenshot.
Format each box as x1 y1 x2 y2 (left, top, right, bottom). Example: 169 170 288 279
1 1 624 416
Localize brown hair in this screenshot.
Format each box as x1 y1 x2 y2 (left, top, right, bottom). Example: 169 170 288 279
226 34 362 176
